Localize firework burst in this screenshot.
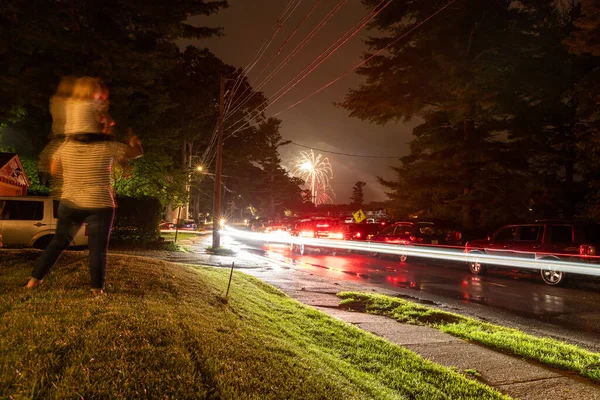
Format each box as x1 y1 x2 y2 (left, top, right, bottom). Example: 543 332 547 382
292 150 334 205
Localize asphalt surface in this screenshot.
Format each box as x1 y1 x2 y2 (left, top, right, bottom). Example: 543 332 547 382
230 237 600 352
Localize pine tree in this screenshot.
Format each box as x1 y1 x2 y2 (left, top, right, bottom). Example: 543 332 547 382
350 181 366 209
342 0 531 228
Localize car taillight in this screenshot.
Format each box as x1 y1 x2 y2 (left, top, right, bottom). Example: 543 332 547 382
580 245 596 256
355 232 361 238
409 236 416 242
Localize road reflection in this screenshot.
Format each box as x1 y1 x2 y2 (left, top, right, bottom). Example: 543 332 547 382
237 238 600 336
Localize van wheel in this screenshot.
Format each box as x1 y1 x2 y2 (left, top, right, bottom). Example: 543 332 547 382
540 259 566 286
467 251 486 275
34 235 53 250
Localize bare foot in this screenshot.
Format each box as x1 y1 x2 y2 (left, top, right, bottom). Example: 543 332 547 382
90 289 105 297
25 278 42 289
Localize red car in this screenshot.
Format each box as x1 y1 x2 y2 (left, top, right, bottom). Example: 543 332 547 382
464 219 600 285
369 221 463 262
289 217 345 255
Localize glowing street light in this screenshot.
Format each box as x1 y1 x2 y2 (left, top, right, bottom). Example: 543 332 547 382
196 165 204 172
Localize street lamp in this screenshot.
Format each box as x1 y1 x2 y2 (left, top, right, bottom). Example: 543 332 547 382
301 161 316 206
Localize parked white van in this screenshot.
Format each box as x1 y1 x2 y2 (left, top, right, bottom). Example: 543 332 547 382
0 196 88 248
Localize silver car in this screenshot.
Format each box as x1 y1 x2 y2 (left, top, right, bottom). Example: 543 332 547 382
0 196 88 248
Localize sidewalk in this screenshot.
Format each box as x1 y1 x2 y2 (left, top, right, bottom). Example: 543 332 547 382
128 235 600 400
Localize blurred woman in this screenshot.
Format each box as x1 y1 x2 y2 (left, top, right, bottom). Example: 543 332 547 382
27 77 143 296
38 76 77 190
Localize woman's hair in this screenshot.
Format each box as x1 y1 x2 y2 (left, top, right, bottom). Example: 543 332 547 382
52 75 77 99
71 76 102 100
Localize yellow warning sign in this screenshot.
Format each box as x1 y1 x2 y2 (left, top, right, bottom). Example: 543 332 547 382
353 209 366 223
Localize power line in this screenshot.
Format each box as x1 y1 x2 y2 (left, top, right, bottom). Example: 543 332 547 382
273 0 458 117
223 0 393 139
224 0 340 119
225 0 303 116
289 141 402 159
204 0 305 168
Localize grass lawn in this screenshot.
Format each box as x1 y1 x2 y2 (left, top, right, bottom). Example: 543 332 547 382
0 250 509 400
160 232 198 241
338 292 600 383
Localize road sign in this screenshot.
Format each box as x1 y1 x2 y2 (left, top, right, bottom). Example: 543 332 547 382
353 209 366 223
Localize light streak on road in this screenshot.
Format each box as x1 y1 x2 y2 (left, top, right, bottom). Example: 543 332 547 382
223 227 600 277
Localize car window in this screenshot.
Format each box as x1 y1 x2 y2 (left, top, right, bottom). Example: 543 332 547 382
381 225 396 235
517 225 543 241
0 200 44 221
493 226 517 242
583 224 600 244
550 225 573 244
396 224 413 235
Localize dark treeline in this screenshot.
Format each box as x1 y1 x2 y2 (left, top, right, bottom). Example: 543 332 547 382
0 0 306 220
342 0 600 231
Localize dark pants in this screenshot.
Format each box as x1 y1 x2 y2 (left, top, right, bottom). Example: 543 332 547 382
32 203 114 290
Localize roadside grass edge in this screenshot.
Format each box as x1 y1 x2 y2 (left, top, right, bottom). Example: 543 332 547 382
337 291 600 383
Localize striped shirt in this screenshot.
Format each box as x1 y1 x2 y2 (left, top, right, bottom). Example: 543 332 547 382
64 98 105 134
53 139 129 209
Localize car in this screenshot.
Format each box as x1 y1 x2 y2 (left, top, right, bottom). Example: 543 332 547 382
343 223 384 241
289 217 345 255
159 221 175 230
464 219 600 285
0 196 88 248
250 220 268 232
177 219 197 230
369 221 463 262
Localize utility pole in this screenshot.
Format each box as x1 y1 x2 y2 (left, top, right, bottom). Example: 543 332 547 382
212 76 226 248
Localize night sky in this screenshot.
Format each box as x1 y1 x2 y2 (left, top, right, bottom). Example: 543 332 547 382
183 0 419 203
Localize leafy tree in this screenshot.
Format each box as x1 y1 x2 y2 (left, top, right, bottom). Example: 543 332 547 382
20 157 50 196
566 0 600 56
214 118 304 220
350 181 366 209
0 0 228 152
504 2 600 218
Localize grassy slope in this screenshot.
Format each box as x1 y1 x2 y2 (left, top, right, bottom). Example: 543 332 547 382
0 250 509 399
338 292 600 383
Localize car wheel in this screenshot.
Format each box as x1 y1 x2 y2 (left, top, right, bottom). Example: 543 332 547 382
540 258 565 286
34 235 53 250
467 251 486 275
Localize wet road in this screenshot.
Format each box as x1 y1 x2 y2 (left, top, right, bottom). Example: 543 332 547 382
235 238 600 347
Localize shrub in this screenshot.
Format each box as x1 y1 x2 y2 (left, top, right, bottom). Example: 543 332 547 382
111 196 161 245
